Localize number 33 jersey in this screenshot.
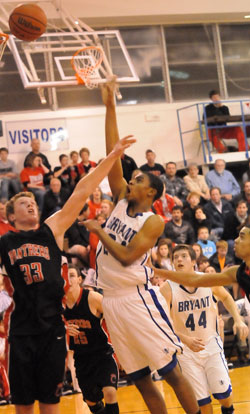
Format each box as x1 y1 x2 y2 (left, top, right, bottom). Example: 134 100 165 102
167 281 219 346
0 224 69 336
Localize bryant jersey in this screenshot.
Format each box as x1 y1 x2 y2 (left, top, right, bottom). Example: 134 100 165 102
64 289 112 355
236 262 250 302
0 223 69 336
166 281 219 345
96 198 154 291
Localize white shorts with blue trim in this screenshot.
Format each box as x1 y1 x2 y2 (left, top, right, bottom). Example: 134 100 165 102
102 284 182 380
178 336 232 406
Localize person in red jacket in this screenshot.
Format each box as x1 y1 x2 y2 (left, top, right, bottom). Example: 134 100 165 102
20 154 49 211
152 183 175 223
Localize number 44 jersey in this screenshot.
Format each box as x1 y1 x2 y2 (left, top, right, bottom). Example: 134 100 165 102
167 281 219 346
0 224 69 336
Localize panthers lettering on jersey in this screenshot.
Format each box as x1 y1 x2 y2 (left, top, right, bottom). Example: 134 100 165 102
0 223 69 336
167 281 219 345
96 199 154 291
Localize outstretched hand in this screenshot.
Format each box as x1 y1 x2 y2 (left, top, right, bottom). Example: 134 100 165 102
112 135 136 157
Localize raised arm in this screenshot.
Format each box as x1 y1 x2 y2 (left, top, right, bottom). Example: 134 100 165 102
102 80 128 202
46 136 136 250
156 266 238 288
83 214 164 266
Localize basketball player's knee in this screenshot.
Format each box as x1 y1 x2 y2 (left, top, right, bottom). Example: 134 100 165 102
88 401 105 414
103 386 117 403
221 405 234 414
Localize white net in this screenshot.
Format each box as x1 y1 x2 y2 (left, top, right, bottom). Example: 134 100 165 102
0 33 8 61
72 46 103 89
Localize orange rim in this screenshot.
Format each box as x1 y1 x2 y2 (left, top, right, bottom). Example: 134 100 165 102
71 46 103 85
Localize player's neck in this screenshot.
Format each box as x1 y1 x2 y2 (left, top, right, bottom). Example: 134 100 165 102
15 222 38 231
128 200 151 215
66 286 81 307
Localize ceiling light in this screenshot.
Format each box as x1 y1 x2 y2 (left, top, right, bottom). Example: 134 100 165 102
244 15 250 18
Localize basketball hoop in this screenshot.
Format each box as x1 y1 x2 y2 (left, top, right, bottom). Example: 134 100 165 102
71 46 103 89
0 33 9 61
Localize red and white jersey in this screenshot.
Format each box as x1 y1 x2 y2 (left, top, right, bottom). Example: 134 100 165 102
164 281 219 345
96 199 154 291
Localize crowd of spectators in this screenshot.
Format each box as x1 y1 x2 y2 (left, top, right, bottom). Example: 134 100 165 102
0 139 250 402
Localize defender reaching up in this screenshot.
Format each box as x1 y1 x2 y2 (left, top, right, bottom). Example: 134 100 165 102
0 135 135 414
83 81 200 414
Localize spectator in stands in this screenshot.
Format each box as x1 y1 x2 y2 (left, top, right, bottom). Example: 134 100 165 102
100 199 114 219
193 205 211 237
209 240 235 272
70 150 79 166
54 154 79 193
0 148 21 200
40 177 70 222
183 163 210 202
65 204 90 267
242 159 250 184
233 181 250 213
121 153 138 182
140 149 165 176
183 192 200 227
23 138 52 184
152 183 175 223
0 200 15 236
204 187 235 240
196 255 210 272
96 159 112 200
222 200 248 254
151 238 174 271
205 159 240 201
192 243 203 260
204 90 247 153
20 154 49 211
163 205 196 245
160 161 188 206
77 147 97 178
87 187 104 219
89 213 107 269
197 226 216 258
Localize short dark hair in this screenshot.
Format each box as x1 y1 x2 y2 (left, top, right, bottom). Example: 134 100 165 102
197 255 210 265
172 244 196 262
210 186 221 195
146 149 154 155
59 154 68 162
236 200 247 208
166 161 176 167
68 263 81 276
0 147 8 153
144 172 163 202
209 89 219 99
172 205 183 213
79 147 90 157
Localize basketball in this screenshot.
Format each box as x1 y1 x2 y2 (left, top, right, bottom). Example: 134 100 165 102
9 3 47 42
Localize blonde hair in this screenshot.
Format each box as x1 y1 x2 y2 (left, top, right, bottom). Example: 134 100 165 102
216 240 228 249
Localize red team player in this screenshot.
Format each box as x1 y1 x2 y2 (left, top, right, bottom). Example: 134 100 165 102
0 135 135 414
65 265 119 414
83 81 201 414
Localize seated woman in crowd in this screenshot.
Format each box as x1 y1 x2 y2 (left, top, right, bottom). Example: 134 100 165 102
20 153 49 211
183 163 210 203
151 238 174 271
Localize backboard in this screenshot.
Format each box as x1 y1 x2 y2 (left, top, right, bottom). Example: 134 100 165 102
8 30 140 89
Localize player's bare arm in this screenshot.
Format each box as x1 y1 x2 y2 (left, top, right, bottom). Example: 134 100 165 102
45 135 136 249
212 286 249 340
88 291 103 318
102 80 128 202
156 265 238 288
83 214 164 266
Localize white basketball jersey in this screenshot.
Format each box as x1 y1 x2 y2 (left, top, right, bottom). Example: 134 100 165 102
96 199 154 291
167 281 219 344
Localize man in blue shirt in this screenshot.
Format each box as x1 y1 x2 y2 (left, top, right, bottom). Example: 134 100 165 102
205 159 240 201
